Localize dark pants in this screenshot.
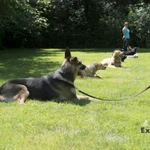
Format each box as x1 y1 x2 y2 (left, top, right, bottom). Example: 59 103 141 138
123 39 130 51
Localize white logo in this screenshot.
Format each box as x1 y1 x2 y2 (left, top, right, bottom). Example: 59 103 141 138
141 120 150 133
143 120 148 127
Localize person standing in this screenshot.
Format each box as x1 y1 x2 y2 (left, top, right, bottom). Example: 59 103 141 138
122 22 130 51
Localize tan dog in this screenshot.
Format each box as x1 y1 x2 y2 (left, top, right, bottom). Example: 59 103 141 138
101 50 124 68
78 62 106 78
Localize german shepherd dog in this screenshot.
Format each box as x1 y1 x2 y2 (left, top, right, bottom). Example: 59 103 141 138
0 48 95 104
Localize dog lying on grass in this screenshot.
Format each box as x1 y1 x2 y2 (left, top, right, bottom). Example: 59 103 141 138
121 47 139 61
0 48 96 104
101 50 124 68
78 62 106 78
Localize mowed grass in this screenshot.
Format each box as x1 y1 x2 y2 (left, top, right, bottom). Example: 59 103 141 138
0 48 150 150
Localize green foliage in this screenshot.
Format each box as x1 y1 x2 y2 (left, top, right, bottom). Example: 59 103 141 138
0 48 150 149
129 3 150 47
0 0 48 48
1 0 150 48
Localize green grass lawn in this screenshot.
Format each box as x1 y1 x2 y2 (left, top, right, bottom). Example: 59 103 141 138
0 48 150 150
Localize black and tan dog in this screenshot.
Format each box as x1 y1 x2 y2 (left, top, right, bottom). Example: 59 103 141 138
121 47 139 62
0 48 95 104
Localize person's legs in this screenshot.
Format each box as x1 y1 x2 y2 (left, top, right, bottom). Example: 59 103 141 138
123 39 129 51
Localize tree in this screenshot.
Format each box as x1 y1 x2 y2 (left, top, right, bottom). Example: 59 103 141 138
129 3 150 47
1 0 150 48
0 0 48 48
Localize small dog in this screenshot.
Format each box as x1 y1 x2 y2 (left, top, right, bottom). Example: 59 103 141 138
121 47 139 61
125 47 138 55
101 50 124 68
0 48 96 104
78 62 106 78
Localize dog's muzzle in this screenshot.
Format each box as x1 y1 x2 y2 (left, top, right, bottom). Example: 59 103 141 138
80 64 86 70
77 58 86 70
103 66 107 70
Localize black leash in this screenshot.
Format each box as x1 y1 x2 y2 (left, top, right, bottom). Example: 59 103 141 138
75 85 150 101
55 78 150 101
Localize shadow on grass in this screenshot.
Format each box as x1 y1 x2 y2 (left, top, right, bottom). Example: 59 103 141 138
56 99 91 106
30 99 91 106
69 47 150 53
137 48 150 53
0 49 62 80
75 100 91 106
71 48 114 53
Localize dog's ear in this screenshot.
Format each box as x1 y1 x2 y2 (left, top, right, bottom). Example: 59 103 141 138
65 47 71 58
70 57 77 63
